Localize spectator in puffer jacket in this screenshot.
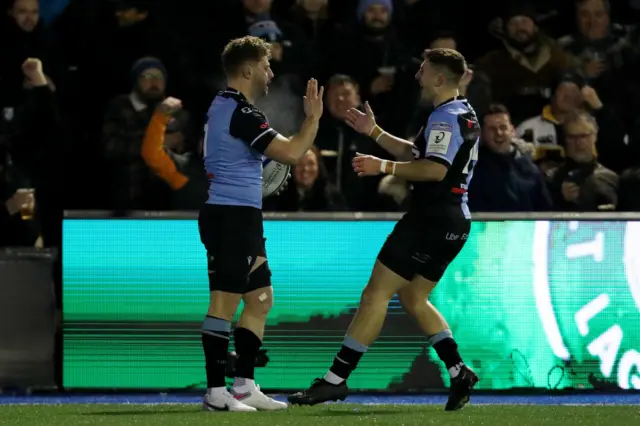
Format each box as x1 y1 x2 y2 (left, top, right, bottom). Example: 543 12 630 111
468 104 552 212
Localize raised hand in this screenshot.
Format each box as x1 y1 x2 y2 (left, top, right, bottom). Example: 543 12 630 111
157 96 183 115
303 78 324 120
345 101 376 136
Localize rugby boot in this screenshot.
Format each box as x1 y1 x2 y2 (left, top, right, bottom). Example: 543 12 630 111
287 378 348 406
202 388 257 412
445 365 479 411
231 383 288 410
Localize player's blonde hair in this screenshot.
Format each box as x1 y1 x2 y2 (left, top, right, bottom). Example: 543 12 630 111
221 36 272 76
423 48 467 85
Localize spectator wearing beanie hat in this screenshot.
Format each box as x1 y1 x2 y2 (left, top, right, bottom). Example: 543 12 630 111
357 0 393 26
474 2 579 124
245 13 310 78
130 56 167 106
101 56 178 210
328 0 416 136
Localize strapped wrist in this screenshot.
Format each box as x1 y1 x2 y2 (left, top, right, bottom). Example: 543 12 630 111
379 160 396 175
369 125 385 142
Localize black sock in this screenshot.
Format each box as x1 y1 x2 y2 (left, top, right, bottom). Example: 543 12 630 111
233 327 262 381
430 330 463 370
328 335 368 381
201 315 231 388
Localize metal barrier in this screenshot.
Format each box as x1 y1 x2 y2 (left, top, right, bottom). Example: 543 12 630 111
64 210 640 220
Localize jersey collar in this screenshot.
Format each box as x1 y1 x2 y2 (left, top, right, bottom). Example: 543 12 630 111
221 87 247 101
435 95 466 109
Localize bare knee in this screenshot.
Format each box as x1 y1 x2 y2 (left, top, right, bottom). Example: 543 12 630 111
398 279 435 317
358 260 408 308
359 285 393 309
397 288 424 317
243 287 273 319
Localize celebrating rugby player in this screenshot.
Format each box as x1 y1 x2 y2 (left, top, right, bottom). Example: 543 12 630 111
289 48 481 411
198 36 323 412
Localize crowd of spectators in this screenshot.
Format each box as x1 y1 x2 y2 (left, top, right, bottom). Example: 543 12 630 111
2 0 640 248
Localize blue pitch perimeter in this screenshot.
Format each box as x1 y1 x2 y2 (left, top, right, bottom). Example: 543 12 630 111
1 394 639 405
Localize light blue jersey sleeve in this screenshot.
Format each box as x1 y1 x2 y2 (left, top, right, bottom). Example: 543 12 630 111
422 110 462 166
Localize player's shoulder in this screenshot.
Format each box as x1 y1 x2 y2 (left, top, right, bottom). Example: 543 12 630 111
427 109 457 130
213 89 262 114
227 99 266 126
428 105 476 131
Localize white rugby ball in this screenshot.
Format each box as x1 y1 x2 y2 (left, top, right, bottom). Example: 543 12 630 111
262 158 291 198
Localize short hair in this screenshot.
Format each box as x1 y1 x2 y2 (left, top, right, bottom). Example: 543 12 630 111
326 74 359 91
221 36 271 76
483 103 510 120
423 48 467 84
563 109 599 132
575 0 610 13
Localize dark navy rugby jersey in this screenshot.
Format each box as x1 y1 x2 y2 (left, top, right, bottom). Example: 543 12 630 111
411 96 480 218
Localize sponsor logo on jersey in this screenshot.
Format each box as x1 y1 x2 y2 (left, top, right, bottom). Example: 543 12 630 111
431 121 452 130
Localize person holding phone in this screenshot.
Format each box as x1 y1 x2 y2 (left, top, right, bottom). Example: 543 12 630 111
547 110 618 211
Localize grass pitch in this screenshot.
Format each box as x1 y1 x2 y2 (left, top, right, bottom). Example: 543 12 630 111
1 403 639 426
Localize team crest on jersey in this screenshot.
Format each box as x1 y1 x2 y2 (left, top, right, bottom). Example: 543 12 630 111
426 130 452 155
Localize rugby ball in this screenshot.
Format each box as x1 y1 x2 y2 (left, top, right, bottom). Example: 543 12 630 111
262 158 291 198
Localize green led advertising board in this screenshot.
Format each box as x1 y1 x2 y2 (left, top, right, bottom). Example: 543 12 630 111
62 219 640 391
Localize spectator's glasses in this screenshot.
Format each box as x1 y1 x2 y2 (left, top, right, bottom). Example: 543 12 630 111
565 132 595 141
140 72 164 81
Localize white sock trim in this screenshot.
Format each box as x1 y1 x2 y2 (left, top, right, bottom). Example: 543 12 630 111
324 371 345 385
449 363 465 378
233 378 255 390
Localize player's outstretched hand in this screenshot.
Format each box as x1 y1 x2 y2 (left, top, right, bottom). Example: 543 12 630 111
303 78 324 120
352 152 382 177
157 97 182 115
345 101 376 136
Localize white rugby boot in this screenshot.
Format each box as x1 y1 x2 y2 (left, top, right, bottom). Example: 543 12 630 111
202 387 257 412
232 382 288 411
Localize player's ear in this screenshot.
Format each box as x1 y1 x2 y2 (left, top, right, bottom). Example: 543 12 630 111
241 63 252 80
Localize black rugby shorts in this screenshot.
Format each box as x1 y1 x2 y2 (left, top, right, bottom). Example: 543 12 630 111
198 204 268 293
377 208 471 282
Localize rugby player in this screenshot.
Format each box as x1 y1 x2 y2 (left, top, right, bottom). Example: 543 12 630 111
288 48 480 411
198 36 324 412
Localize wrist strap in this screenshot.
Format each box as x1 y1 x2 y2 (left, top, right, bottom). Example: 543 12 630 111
379 160 396 175
369 125 385 142
379 160 387 174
